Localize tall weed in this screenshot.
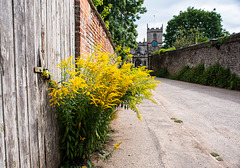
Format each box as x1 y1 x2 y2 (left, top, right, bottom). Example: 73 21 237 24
48 46 159 166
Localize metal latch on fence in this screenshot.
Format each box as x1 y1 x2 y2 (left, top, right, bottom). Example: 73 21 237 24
34 67 51 80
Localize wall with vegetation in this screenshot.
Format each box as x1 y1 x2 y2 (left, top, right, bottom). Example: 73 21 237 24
150 33 240 77
75 0 115 57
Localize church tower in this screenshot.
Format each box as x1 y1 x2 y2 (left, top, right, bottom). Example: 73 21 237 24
130 24 163 68
147 24 163 54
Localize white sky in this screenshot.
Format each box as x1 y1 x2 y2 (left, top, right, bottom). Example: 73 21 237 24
135 0 240 42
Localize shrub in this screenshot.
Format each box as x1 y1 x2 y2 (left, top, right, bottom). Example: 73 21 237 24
170 65 191 81
229 73 240 90
150 67 169 78
48 46 158 166
159 48 175 55
201 63 240 89
211 35 230 49
152 62 240 91
152 48 175 55
185 63 205 83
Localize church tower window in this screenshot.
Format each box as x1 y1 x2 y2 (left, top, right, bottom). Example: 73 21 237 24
153 33 157 40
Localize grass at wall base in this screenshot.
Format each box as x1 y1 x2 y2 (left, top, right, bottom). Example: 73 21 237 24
151 63 240 90
48 46 159 167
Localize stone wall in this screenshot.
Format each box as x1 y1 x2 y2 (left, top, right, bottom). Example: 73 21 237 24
150 33 240 77
75 0 115 57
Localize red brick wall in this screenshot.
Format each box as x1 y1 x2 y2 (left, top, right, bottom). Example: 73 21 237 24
75 0 115 57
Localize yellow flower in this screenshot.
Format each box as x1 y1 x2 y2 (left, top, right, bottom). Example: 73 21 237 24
48 44 159 121
80 136 86 141
78 122 81 128
113 142 122 150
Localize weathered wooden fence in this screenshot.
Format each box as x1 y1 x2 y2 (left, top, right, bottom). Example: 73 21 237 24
0 0 75 167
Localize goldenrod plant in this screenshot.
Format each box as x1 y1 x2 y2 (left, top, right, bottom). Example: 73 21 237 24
49 46 159 166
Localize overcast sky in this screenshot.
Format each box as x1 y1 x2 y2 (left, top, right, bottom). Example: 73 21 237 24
135 0 240 42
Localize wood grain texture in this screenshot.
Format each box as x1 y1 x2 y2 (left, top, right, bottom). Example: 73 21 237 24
0 0 6 167
25 0 40 167
0 61 5 168
1 0 20 167
0 1 6 165
34 0 46 168
39 0 47 167
13 0 31 167
70 0 75 57
0 0 75 167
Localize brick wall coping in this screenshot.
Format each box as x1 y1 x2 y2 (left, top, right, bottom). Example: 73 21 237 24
87 0 115 49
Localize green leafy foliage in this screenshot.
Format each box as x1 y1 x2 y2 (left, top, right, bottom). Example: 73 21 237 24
93 0 147 56
48 47 158 166
164 7 228 48
152 63 240 90
92 0 103 7
153 48 176 55
170 65 191 81
171 63 205 83
210 152 223 161
173 27 209 49
210 152 220 157
171 118 183 123
150 67 169 78
211 35 230 49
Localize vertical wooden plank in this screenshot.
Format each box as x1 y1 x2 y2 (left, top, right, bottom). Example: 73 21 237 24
34 0 46 168
64 0 69 60
51 0 56 79
45 0 52 164
72 0 75 57
0 1 6 167
41 0 47 69
0 44 6 168
13 0 31 167
0 54 5 168
60 0 65 61
66 0 70 58
1 0 20 167
63 0 67 60
39 0 47 167
45 0 50 70
69 0 72 56
45 0 60 167
25 0 39 167
70 0 75 57
51 1 60 166
56 0 61 82
46 0 53 76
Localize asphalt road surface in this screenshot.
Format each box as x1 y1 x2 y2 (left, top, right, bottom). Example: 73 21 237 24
95 78 240 168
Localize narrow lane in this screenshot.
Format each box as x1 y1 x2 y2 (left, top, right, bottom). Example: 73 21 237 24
143 77 240 168
96 78 240 168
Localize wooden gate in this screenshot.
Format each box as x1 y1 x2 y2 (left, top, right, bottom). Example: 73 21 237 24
0 0 75 167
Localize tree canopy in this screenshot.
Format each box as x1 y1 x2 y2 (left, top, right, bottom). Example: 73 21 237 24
173 27 209 49
93 0 146 59
164 7 228 48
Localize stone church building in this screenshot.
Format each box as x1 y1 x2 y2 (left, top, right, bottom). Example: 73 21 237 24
130 25 163 68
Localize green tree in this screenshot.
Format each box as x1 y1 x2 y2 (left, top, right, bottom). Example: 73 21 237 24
173 27 208 49
93 0 146 60
164 7 228 48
